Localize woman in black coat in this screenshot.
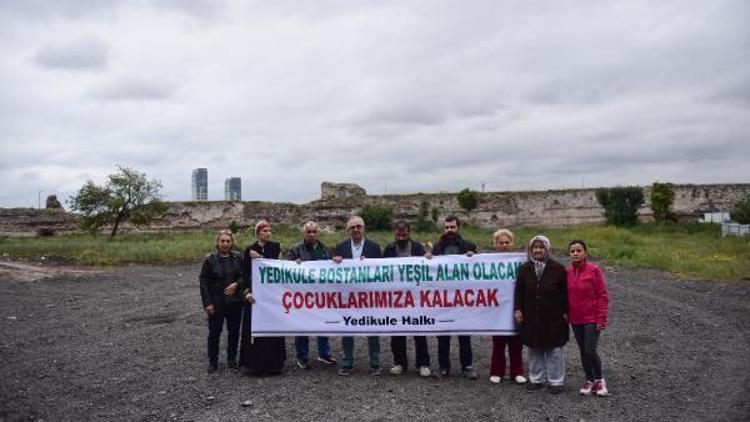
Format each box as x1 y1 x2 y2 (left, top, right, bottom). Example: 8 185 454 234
514 235 569 393
239 220 286 376
199 229 245 372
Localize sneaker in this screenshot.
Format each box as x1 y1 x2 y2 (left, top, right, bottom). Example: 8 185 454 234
526 382 544 392
549 385 564 394
295 358 312 370
438 367 450 378
419 366 431 377
389 365 404 375
579 380 595 396
489 375 502 384
594 379 609 397
317 355 337 365
514 375 528 384
371 367 382 376
462 366 479 380
337 366 353 376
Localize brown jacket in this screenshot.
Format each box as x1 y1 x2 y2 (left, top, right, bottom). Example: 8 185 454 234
514 258 569 349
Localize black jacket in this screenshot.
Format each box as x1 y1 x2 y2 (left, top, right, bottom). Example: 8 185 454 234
383 240 426 258
514 258 569 349
334 238 382 259
431 234 477 256
199 250 245 309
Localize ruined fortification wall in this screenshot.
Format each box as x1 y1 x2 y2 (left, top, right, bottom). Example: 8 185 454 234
1 183 748 236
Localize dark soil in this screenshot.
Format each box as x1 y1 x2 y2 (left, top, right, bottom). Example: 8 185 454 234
1 261 748 421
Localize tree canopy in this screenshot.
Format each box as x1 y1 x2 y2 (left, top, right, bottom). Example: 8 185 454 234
69 166 167 237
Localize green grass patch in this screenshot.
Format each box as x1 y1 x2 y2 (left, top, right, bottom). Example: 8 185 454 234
1 222 748 280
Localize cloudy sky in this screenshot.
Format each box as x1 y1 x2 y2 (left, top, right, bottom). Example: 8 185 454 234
1 0 748 208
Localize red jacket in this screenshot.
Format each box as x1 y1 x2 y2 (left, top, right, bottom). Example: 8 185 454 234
566 261 609 326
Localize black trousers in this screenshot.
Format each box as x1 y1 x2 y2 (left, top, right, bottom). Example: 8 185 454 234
206 304 242 365
391 336 430 369
572 323 602 381
437 335 472 371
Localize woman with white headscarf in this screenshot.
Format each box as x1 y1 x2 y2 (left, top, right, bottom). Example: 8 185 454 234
513 235 569 394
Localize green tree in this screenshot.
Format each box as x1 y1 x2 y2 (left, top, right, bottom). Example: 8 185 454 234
730 197 750 224
361 204 393 231
650 182 675 223
69 166 167 237
595 186 645 227
415 200 435 232
457 188 480 213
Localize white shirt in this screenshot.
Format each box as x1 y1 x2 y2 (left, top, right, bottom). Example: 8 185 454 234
350 239 363 259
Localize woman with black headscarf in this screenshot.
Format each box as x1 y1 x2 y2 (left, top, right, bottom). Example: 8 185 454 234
514 235 569 394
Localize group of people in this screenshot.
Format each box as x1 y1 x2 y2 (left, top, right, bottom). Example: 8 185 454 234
198 215 610 396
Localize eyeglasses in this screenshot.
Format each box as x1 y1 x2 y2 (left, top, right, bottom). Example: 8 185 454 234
496 241 511 245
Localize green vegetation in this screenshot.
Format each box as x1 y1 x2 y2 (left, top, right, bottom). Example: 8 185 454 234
730 197 750 224
69 166 167 237
361 204 394 231
414 200 435 232
1 222 748 281
596 186 644 226
457 188 480 212
650 182 675 223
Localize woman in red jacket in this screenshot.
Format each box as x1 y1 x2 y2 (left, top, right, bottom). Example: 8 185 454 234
567 240 610 397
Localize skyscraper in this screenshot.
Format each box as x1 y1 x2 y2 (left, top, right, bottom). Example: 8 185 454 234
225 177 241 201
191 168 208 201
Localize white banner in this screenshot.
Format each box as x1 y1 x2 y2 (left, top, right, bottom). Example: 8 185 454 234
250 252 525 336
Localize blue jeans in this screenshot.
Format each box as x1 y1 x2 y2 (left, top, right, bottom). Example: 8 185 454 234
341 336 380 369
207 304 242 365
294 336 331 362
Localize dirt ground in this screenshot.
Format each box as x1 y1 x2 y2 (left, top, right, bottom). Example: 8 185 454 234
1 259 748 422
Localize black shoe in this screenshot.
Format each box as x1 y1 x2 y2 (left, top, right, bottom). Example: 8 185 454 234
438 367 450 378
207 363 218 373
526 382 544 392
227 360 239 370
317 355 337 365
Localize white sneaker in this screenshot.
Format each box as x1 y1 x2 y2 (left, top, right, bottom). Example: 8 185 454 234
579 380 594 395
389 364 403 375
514 375 528 384
489 375 502 384
594 379 609 397
419 366 431 377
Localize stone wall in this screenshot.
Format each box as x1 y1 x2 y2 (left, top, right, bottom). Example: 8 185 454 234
1 183 748 236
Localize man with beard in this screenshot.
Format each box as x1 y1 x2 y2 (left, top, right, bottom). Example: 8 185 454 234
432 215 479 379
333 215 383 376
286 221 337 369
383 220 432 377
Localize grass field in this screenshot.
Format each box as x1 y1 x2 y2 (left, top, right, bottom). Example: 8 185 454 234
1 222 748 281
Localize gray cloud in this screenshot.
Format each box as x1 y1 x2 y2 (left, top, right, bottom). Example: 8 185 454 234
33 37 109 71
86 78 177 101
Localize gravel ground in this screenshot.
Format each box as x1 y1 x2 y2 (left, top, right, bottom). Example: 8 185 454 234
1 259 748 422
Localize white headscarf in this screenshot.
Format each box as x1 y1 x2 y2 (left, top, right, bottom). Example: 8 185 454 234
528 235 551 279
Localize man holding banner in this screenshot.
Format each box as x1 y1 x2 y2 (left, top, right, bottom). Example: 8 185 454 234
432 215 479 380
286 221 337 369
383 220 432 377
333 216 383 376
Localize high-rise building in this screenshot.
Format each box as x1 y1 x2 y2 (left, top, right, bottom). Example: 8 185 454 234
225 177 241 201
191 168 208 201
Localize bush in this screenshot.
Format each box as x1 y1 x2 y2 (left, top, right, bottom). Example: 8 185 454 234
650 182 675 223
730 197 750 224
596 186 645 227
457 188 480 212
414 201 435 232
228 220 241 234
361 204 393 231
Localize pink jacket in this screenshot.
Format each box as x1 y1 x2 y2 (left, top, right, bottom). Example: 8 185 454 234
566 261 609 326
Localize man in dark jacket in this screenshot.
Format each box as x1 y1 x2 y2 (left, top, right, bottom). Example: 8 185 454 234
286 221 337 369
432 215 479 379
333 216 383 376
383 220 432 377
